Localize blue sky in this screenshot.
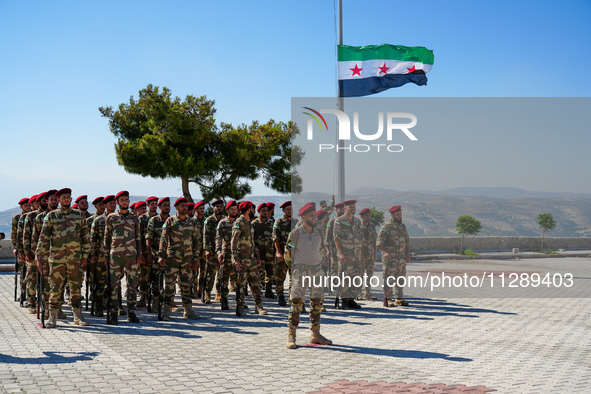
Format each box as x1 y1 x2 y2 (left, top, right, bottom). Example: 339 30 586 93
1 1 590 211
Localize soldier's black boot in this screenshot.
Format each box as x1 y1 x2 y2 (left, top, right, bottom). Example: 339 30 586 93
127 311 140 323
108 310 118 325
340 298 350 310
221 296 230 311
278 293 287 306
348 299 362 309
265 283 276 299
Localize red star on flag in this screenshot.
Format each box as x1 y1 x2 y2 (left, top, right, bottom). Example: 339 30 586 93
407 65 416 73
379 64 390 74
350 64 363 76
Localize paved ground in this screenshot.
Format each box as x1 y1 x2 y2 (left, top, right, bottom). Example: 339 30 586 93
1 256 590 393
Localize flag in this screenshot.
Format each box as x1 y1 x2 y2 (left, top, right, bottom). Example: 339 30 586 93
338 44 434 97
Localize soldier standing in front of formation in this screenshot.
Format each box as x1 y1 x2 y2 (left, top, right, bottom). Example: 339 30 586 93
158 197 201 321
358 208 377 300
231 201 267 317
138 196 158 307
36 188 91 328
22 193 47 313
215 200 239 310
104 191 144 324
252 203 276 299
202 200 224 303
377 205 411 307
273 201 297 306
193 201 206 297
146 197 171 312
334 200 364 310
324 203 345 278
285 202 332 349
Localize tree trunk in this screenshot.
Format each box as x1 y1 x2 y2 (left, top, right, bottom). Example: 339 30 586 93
460 234 464 254
181 177 194 203
541 230 545 251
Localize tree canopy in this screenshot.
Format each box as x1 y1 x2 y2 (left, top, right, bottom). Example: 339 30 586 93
537 213 557 250
456 215 482 253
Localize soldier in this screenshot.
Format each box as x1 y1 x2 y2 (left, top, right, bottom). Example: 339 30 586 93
319 194 336 217
146 197 171 312
359 208 378 300
90 195 116 317
193 200 206 298
75 195 92 219
158 197 201 321
86 197 105 316
11 197 30 261
203 199 224 303
187 202 195 218
15 196 34 306
71 203 78 210
35 188 91 328
334 200 364 310
33 190 58 318
253 203 276 299
267 202 276 222
135 201 147 217
87 197 104 227
324 203 344 279
215 200 239 310
137 196 158 308
231 201 266 317
377 205 411 307
285 202 332 349
273 201 298 306
23 193 48 313
104 191 145 324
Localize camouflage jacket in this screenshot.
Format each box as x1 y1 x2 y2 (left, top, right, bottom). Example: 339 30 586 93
285 225 326 268
272 216 298 256
215 217 235 256
32 209 51 258
333 215 363 260
146 214 168 254
252 217 274 260
194 216 206 258
22 209 42 260
36 207 91 263
139 212 157 257
104 211 142 258
231 216 259 262
376 220 409 260
16 214 27 254
324 215 341 253
159 214 200 260
361 221 377 259
86 212 99 228
11 212 23 250
203 214 222 254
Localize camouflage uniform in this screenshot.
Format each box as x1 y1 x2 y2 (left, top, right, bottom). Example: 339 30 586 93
33 210 52 300
159 214 200 309
146 214 167 307
377 219 410 300
324 215 341 275
215 217 236 304
333 215 363 299
231 216 264 312
89 213 109 312
273 216 298 299
104 211 142 314
138 212 157 303
252 217 275 286
360 221 377 297
23 209 42 307
193 215 206 296
203 213 222 298
36 207 90 312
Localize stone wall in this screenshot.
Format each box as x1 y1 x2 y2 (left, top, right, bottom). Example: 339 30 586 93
410 236 591 253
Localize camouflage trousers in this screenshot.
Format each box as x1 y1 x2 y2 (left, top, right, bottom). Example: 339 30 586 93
196 253 206 293
383 258 407 300
164 256 192 305
90 257 108 299
109 255 139 313
258 255 275 285
204 257 220 295
138 259 151 300
26 260 38 304
37 260 51 302
48 259 83 310
338 256 360 299
235 259 262 298
218 254 233 299
328 248 339 275
276 258 291 297
288 264 325 329
359 253 375 295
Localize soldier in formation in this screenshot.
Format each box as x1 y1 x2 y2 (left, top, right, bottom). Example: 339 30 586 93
359 208 377 300
273 201 297 306
252 203 276 299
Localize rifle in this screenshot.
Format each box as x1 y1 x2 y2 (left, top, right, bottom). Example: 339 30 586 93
36 270 41 320
37 264 46 328
106 259 112 324
219 257 224 311
147 262 154 313
334 261 342 309
20 261 27 307
85 263 90 311
90 259 98 316
157 267 164 321
14 257 19 302
201 257 210 303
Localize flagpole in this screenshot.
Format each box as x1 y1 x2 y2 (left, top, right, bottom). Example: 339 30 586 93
337 0 345 204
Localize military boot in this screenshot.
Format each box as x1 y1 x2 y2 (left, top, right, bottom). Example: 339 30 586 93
265 283 276 299
395 298 409 306
170 300 181 312
278 293 287 306
46 309 58 328
214 293 221 303
43 302 50 319
236 287 247 317
57 303 67 319
28 302 36 314
73 307 90 326
236 302 247 317
108 310 118 325
286 326 297 349
127 311 140 323
309 326 333 345
340 298 350 310
162 304 171 321
203 291 211 304
221 296 230 311
118 304 127 315
349 299 362 309
150 296 159 313
229 279 236 292
136 295 147 308
254 297 267 315
384 298 395 307
183 303 201 319
95 297 104 317
364 288 377 300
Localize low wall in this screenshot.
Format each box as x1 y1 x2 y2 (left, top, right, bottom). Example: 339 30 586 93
410 236 591 253
0 239 14 259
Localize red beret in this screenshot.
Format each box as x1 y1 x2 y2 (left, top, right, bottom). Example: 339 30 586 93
18 198 30 205
103 195 115 204
194 201 205 209
257 203 268 212
75 195 87 203
158 197 170 206
266 202 276 209
45 190 58 200
115 191 129 200
211 199 223 207
29 194 39 203
135 201 147 208
129 202 136 210
92 197 104 205
343 200 357 206
298 202 316 217
359 208 371 216
146 196 158 203
389 205 401 213
335 203 345 209
174 197 188 207
239 201 254 211
226 200 237 210
55 188 72 198
187 203 195 210
316 209 328 219
280 201 291 209
72 203 79 209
